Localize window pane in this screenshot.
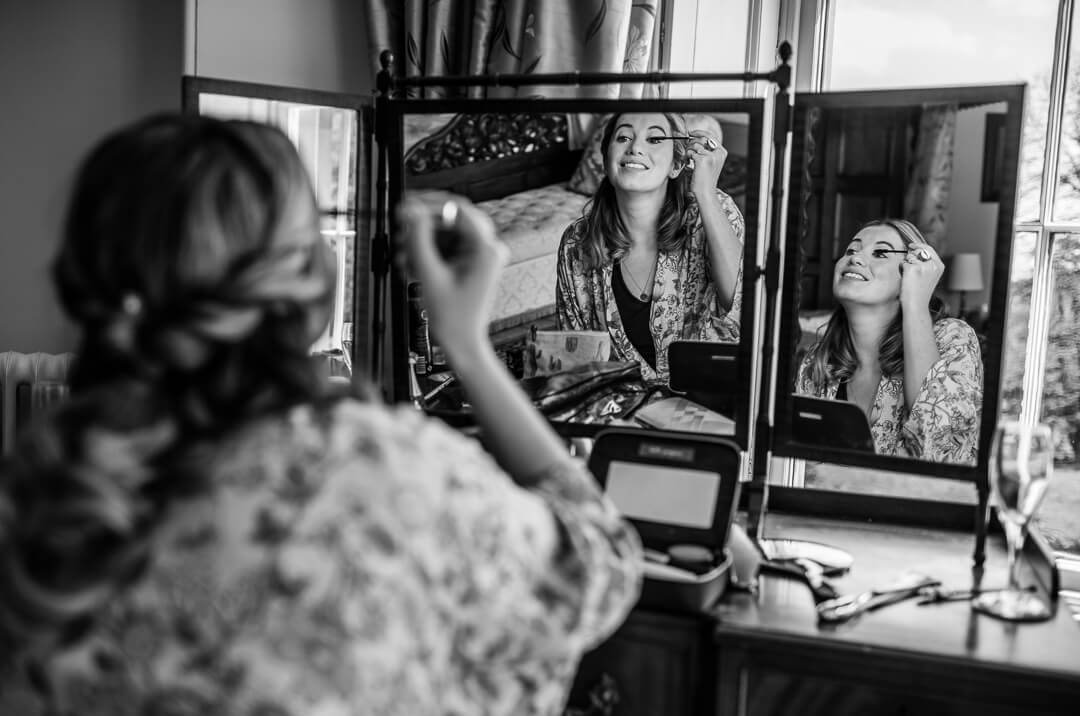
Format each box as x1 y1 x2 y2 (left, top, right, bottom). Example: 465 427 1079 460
828 0 1057 222
1035 233 1080 556
666 0 749 98
1000 231 1037 421
1054 19 1080 221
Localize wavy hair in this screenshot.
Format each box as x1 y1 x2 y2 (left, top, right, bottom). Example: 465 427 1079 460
803 218 946 389
575 112 693 269
0 114 336 658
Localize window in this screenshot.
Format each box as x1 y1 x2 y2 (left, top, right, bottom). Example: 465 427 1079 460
664 0 754 98
802 0 1080 559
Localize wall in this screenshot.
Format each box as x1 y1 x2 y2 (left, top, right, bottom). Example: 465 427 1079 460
946 101 1005 312
0 1 375 353
190 0 374 94
0 1 184 353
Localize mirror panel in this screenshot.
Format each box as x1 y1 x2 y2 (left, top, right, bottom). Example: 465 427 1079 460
773 84 1025 483
182 77 371 376
386 99 765 446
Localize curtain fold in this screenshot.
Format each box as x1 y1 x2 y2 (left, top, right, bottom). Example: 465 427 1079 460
903 104 958 253
364 0 660 99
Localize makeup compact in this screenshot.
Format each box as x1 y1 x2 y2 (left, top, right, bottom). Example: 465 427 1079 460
588 428 743 612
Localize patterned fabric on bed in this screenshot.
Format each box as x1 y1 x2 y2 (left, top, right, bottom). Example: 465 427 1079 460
478 184 590 325
478 184 590 263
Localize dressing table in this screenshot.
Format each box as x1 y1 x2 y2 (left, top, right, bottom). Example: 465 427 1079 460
569 513 1080 716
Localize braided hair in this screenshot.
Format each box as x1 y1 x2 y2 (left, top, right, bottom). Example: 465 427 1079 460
0 114 336 657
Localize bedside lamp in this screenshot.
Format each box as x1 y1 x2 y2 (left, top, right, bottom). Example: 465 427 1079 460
948 253 984 316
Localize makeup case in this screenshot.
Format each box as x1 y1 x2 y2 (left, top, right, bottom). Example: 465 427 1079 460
588 428 743 613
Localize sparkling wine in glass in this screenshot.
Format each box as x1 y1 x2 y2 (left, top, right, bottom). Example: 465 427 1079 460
340 321 354 375
973 420 1054 621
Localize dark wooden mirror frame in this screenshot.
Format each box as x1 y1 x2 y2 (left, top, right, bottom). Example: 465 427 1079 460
771 83 1026 483
382 97 767 449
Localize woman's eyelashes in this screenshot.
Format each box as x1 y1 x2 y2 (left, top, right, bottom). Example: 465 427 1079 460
842 247 906 259
614 133 666 145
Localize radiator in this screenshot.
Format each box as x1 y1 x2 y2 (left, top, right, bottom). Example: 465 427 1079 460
0 351 76 454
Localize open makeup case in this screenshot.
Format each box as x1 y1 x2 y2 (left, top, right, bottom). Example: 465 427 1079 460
588 429 744 612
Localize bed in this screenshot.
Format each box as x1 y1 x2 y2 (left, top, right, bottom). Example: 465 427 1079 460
403 112 590 342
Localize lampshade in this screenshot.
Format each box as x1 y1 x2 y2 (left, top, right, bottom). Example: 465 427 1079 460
948 253 984 292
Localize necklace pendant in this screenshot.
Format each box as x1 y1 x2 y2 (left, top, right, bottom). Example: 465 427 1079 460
640 292 649 301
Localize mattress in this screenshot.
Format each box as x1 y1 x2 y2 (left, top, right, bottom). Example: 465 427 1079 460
478 183 590 326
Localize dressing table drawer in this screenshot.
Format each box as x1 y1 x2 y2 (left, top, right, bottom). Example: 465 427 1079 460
566 609 713 716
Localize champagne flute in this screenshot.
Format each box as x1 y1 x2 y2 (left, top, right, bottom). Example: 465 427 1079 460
973 420 1054 621
341 321 354 375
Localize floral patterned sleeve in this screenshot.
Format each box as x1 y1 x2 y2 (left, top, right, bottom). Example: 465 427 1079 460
901 318 984 465
715 189 745 330
371 405 644 711
794 349 821 396
555 220 592 332
689 189 744 341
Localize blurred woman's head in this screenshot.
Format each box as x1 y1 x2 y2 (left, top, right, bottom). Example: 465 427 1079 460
575 112 692 268
54 114 336 428
0 114 336 657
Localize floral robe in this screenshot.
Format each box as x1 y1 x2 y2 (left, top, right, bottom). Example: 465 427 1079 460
0 399 643 716
555 190 744 383
795 318 983 465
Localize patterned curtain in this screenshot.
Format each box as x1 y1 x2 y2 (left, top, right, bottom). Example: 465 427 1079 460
903 103 958 253
364 0 661 99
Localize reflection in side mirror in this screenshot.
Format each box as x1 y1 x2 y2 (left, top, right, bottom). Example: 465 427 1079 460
773 83 1025 482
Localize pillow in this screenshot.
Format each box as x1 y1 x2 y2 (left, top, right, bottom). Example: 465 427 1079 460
567 114 611 196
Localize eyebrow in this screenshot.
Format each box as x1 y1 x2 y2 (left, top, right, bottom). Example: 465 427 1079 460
614 123 668 134
849 238 901 250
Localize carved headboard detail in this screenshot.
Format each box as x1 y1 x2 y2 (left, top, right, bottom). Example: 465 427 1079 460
405 113 570 174
403 113 582 202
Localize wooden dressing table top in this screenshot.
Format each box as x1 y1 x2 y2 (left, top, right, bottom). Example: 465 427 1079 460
711 514 1080 688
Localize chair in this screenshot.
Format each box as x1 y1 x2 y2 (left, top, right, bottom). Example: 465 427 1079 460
0 351 76 454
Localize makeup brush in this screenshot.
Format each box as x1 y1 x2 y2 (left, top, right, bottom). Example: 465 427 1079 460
656 136 719 151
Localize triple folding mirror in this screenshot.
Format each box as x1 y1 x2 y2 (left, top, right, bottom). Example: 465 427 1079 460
183 75 1025 486
385 98 766 449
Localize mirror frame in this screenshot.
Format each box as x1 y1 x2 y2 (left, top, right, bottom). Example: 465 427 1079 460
382 97 766 448
771 83 1026 482
181 75 374 373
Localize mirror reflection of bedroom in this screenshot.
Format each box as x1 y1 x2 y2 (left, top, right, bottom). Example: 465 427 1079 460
780 89 1021 476
397 105 762 438
404 111 752 351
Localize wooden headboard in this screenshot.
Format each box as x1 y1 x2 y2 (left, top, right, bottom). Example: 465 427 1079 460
403 113 583 202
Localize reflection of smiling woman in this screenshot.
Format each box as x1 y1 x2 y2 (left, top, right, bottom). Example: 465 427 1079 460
555 112 744 383
796 219 983 465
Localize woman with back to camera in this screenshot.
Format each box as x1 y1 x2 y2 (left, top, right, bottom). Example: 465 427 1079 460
555 112 744 383
0 114 642 716
795 218 983 465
